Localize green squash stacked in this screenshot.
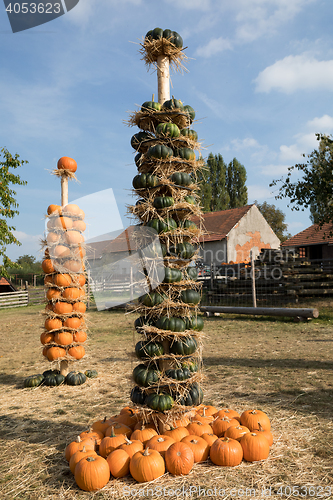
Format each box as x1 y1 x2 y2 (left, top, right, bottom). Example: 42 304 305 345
129 29 204 414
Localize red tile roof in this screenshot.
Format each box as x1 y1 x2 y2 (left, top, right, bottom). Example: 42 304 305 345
281 223 333 247
193 205 254 242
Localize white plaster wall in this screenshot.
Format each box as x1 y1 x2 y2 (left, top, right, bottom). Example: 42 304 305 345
227 205 281 262
197 239 228 266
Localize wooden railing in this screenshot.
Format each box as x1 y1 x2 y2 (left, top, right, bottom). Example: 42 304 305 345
0 291 29 309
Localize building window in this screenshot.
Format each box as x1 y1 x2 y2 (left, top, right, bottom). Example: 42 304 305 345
298 247 306 258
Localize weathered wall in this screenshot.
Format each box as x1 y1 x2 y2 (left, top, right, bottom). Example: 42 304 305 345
227 205 280 263
197 239 227 266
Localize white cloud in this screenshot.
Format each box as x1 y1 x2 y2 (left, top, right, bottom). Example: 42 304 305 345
254 54 333 93
163 0 211 10
279 143 304 161
195 37 232 58
287 221 305 230
307 114 333 131
231 137 261 150
248 185 272 201
8 232 44 261
260 164 291 176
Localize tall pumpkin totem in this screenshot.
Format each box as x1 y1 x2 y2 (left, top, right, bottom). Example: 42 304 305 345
128 28 205 424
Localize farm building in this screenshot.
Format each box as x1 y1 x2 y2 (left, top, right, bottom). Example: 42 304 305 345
281 222 333 260
0 277 17 293
87 204 280 272
194 204 280 266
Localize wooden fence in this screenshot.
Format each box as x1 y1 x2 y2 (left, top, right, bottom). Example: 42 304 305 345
0 291 29 309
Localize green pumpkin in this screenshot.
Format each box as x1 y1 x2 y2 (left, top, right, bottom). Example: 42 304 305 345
147 144 174 160
184 195 195 204
185 266 198 281
181 358 199 373
165 367 191 381
174 382 203 406
170 31 183 48
142 240 166 258
177 219 197 230
135 152 142 167
134 316 155 330
65 371 87 386
175 147 196 161
131 132 153 151
147 218 177 234
152 27 163 40
183 105 196 122
156 122 180 138
162 96 184 111
169 242 195 259
141 98 162 112
24 373 44 388
145 392 174 411
145 30 153 42
170 172 192 186
163 28 172 39
43 369 60 377
184 315 204 331
133 364 159 387
155 316 186 332
163 267 183 283
180 289 201 305
140 291 167 307
133 173 159 190
131 386 146 405
84 369 98 379
170 336 197 356
180 128 198 141
153 196 174 209
44 373 65 387
135 340 164 358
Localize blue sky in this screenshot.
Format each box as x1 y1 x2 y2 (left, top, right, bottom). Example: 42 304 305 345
1 0 333 261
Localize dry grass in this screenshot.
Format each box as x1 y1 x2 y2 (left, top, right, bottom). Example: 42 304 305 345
0 303 332 499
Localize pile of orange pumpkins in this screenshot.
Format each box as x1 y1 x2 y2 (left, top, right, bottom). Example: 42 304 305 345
41 189 87 362
65 405 273 492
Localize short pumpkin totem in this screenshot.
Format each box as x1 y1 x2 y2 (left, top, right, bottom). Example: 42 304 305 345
41 157 88 384
127 28 205 423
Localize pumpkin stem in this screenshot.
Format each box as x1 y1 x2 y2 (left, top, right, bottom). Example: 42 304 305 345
86 456 96 462
124 436 132 444
76 436 81 443
143 447 150 456
152 94 155 102
103 416 107 423
157 437 164 442
258 422 263 431
82 446 86 452
110 426 116 438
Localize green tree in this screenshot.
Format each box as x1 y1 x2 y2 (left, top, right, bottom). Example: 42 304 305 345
227 158 248 208
16 254 36 267
198 154 247 211
255 201 291 242
270 134 333 233
0 148 28 278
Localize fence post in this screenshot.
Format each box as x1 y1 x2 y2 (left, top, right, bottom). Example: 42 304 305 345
130 266 133 301
87 270 91 309
251 250 257 308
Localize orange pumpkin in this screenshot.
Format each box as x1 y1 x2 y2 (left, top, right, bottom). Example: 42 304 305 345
53 273 72 287
145 435 175 458
254 423 273 446
53 302 73 315
46 232 60 245
224 425 250 442
73 302 87 314
47 204 62 215
129 448 165 483
201 432 218 447
130 426 158 445
42 259 55 274
181 435 210 462
79 429 104 448
240 432 270 462
196 405 218 417
74 456 110 492
64 260 84 273
186 421 212 437
91 417 111 435
63 203 81 216
54 331 73 346
165 441 194 476
99 429 127 458
72 220 86 231
46 288 61 301
69 446 97 474
65 436 95 462
73 330 87 343
212 417 240 437
44 317 62 331
240 409 271 432
51 245 71 259
65 230 84 245
214 408 241 421
62 287 84 300
57 156 77 173
52 216 73 230
106 449 130 478
164 426 189 442
118 437 143 458
46 346 66 361
105 422 132 438
63 317 81 329
68 345 85 360
210 437 243 466
40 331 54 345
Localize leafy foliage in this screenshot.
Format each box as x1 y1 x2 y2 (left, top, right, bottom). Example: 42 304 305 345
197 153 247 211
0 148 28 277
270 134 333 232
255 201 291 242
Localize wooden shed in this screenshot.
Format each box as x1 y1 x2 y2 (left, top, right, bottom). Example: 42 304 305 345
281 223 333 260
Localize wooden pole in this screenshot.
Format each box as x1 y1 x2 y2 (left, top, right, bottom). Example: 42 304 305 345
251 250 257 308
157 55 170 104
60 173 69 376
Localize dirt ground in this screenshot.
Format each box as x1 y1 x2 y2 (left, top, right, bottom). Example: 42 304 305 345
0 303 332 499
